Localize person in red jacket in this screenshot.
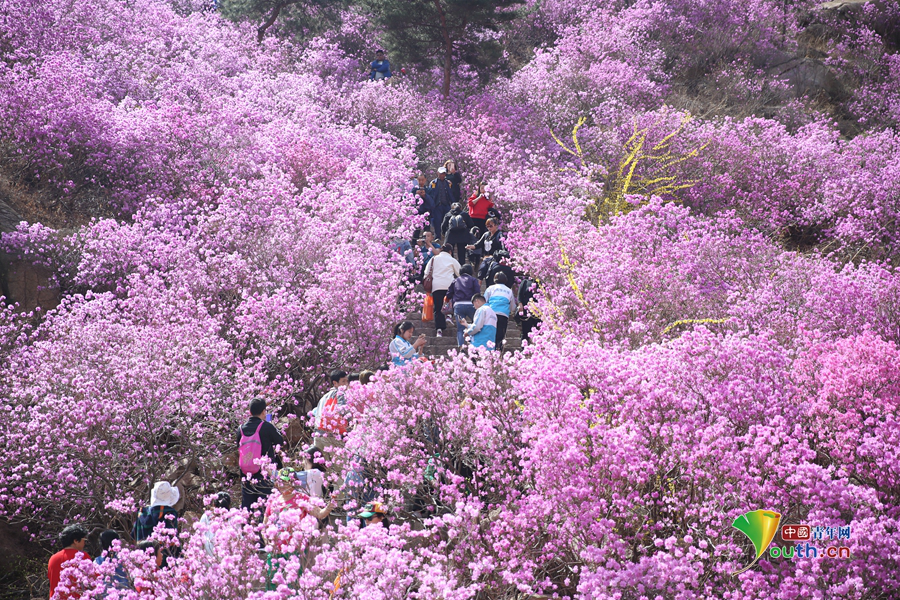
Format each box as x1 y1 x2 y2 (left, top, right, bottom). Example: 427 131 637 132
48 524 90 599
467 183 494 232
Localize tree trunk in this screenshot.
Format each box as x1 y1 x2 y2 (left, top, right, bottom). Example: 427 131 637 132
433 0 452 97
258 1 295 43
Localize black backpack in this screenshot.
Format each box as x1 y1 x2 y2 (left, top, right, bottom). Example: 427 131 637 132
449 214 466 231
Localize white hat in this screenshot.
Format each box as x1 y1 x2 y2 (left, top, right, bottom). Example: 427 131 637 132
150 481 180 508
437 167 447 174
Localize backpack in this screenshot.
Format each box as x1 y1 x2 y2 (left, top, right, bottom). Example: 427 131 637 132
449 214 466 231
132 505 178 541
238 421 265 475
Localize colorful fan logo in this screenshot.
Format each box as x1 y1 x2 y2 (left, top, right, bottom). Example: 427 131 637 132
731 509 782 575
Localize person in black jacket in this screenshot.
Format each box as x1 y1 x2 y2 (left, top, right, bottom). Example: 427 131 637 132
467 218 504 262
236 397 285 513
486 249 516 288
440 203 474 262
444 160 462 205
516 276 541 342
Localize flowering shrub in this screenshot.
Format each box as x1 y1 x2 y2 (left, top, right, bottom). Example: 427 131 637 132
2 0 900 597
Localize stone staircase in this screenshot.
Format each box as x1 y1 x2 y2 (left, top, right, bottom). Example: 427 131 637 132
404 307 522 358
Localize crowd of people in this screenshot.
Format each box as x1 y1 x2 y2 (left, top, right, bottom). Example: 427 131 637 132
391 161 540 366
43 161 540 598
47 375 387 598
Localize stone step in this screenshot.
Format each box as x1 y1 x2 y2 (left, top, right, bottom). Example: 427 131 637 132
401 308 523 357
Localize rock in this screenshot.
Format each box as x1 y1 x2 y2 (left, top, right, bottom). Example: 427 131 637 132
765 53 846 100
815 0 872 13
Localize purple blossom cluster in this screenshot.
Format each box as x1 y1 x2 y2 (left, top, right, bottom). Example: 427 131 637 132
2 0 900 597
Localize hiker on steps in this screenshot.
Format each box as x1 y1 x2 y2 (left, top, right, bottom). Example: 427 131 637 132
466 294 498 351
485 271 516 352
429 168 455 239
447 264 480 348
443 160 463 205
441 202 474 263
467 182 494 232
468 218 504 281
237 397 285 513
390 321 427 367
424 243 460 338
416 230 441 281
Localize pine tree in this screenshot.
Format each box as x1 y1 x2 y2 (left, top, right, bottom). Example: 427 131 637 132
362 0 525 96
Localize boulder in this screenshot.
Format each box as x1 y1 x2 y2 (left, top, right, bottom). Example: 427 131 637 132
765 52 846 100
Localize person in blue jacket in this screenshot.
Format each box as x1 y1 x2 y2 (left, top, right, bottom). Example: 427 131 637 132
370 50 392 80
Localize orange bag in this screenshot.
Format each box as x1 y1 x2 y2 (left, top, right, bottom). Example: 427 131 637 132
422 294 434 322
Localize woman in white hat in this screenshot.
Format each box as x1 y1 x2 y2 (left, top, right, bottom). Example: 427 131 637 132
131 481 181 566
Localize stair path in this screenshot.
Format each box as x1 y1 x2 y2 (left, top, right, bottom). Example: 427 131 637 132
404 310 522 358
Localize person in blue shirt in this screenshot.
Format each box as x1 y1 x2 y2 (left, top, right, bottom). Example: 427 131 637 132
465 294 498 351
484 271 516 351
370 50 392 80
389 321 427 367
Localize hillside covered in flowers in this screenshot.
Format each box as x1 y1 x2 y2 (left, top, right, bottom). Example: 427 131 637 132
1 0 900 598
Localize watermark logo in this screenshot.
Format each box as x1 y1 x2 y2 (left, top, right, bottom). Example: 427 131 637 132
731 511 852 575
731 509 781 575
770 524 852 559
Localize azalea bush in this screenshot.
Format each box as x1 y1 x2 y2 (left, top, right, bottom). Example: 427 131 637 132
2 0 900 597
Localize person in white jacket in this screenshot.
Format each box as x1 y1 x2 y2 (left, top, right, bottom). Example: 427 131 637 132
425 244 461 337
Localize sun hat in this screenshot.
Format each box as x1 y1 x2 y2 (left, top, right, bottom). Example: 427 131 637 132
357 502 387 519
150 481 180 508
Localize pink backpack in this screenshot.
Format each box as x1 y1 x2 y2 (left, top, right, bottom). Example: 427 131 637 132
238 422 265 475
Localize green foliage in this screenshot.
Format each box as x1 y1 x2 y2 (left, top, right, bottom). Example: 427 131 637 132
361 0 526 95
219 0 350 43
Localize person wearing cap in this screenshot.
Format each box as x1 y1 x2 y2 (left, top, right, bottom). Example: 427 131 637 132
466 293 498 350
422 243 460 338
263 468 335 590
429 168 455 237
357 502 389 527
369 49 392 80
440 202 474 262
